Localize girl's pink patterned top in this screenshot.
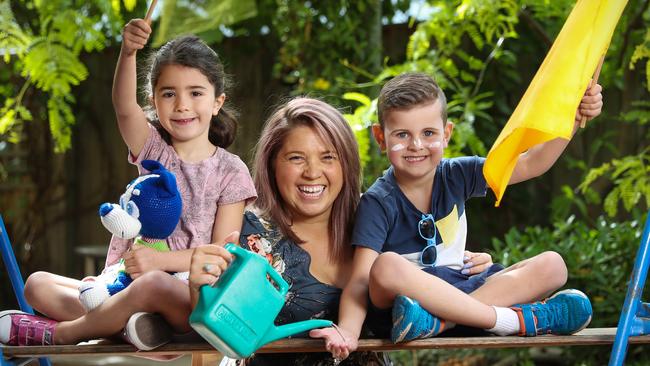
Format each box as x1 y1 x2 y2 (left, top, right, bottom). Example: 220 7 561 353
104 124 256 267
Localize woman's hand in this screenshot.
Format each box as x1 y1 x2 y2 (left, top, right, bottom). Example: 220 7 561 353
461 250 493 275
189 244 234 292
121 19 151 56
309 325 358 361
189 231 239 308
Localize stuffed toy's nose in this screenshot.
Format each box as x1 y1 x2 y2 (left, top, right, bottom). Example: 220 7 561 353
99 203 142 239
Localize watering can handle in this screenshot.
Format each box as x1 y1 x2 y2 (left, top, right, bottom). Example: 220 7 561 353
265 260 289 294
224 243 289 295
224 242 241 256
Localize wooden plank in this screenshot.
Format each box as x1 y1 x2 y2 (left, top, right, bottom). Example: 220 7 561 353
3 328 650 358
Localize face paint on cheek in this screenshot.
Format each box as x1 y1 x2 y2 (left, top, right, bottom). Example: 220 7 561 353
428 141 442 151
390 143 406 152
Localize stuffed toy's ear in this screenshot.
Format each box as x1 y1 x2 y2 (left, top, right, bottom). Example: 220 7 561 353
141 160 165 174
159 171 179 198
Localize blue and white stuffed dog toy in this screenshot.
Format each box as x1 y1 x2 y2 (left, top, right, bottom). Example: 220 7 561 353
79 160 186 311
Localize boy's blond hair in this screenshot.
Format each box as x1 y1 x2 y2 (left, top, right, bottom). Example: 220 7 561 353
377 72 448 128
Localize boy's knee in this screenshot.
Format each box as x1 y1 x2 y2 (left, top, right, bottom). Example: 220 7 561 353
538 251 567 288
370 252 408 292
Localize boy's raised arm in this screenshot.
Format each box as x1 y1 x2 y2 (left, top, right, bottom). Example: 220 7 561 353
112 19 152 157
508 84 603 185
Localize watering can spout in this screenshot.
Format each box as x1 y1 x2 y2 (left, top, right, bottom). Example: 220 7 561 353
259 319 333 346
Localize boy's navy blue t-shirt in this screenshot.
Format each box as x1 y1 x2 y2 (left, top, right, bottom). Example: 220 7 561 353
351 156 487 270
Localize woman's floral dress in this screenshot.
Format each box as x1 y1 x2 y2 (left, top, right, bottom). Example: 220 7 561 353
220 211 390 366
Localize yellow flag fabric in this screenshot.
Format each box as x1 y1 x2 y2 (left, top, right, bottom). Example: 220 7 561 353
483 0 627 206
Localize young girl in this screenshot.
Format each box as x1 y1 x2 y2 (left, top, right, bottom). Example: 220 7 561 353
0 18 256 350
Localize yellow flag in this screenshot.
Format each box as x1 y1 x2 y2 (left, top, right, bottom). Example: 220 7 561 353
483 0 627 206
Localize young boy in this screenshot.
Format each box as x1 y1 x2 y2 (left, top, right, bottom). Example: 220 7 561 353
311 72 603 360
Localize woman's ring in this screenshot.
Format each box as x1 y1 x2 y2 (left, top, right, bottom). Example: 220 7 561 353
333 357 342 365
202 263 213 272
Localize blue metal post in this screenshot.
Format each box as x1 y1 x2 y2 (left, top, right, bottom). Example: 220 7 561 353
0 215 51 366
609 211 650 366
0 216 34 313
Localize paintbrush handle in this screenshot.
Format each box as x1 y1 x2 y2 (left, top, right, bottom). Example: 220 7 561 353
144 0 158 25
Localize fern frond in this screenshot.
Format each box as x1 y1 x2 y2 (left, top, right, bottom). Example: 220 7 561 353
23 40 89 96
47 96 74 153
0 1 32 61
630 29 650 92
580 152 650 217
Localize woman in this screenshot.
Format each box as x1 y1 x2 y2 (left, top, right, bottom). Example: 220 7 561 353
190 97 389 365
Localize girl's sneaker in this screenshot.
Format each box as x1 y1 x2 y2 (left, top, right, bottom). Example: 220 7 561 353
511 289 593 336
0 310 57 346
391 295 445 343
122 312 172 351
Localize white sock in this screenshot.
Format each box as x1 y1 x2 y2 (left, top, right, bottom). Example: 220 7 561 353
487 306 520 336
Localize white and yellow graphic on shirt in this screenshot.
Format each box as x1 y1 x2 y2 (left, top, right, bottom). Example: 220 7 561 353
405 204 467 270
434 204 466 270
436 205 459 249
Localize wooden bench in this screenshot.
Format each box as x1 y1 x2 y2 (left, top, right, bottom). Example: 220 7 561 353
3 328 650 365
4 213 650 365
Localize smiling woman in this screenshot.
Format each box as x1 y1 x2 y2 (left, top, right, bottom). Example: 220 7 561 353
189 97 392 365
273 125 344 233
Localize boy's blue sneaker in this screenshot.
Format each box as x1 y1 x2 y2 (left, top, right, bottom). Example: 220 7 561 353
391 295 445 343
511 289 593 336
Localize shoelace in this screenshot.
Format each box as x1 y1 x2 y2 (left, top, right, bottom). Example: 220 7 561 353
535 301 563 334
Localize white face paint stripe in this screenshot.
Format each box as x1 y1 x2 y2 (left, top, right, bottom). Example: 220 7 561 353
391 143 406 151
428 141 442 149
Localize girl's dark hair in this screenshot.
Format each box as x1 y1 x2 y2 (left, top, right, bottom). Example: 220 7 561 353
144 35 237 148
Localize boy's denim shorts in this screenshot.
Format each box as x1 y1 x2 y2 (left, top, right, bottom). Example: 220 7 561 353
364 263 505 338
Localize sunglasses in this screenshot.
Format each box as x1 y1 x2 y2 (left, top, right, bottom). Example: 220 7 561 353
418 213 438 266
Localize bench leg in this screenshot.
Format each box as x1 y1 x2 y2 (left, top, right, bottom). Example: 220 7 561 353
191 352 223 366
0 215 52 366
609 211 650 366
191 353 203 366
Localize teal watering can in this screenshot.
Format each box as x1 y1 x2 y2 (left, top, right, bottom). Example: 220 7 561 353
189 243 332 358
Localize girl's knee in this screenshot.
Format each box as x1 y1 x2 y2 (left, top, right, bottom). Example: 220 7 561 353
24 271 53 303
125 271 181 308
128 271 174 293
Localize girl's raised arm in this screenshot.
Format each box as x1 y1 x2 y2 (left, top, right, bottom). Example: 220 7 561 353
112 19 152 157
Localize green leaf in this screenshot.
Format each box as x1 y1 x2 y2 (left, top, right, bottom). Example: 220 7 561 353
0 109 16 134
47 96 74 153
343 92 372 107
23 40 88 96
0 1 32 61
123 0 137 12
153 0 258 47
